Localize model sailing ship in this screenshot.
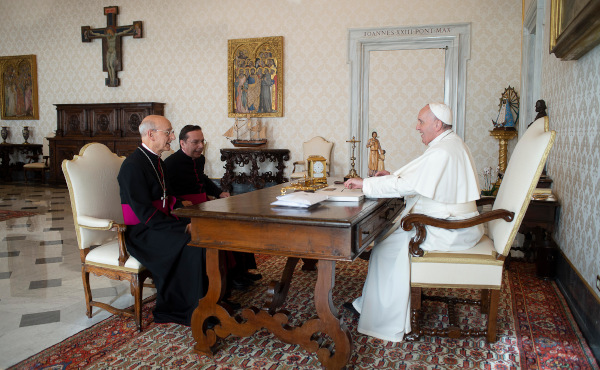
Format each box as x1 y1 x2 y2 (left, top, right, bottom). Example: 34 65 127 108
223 116 267 147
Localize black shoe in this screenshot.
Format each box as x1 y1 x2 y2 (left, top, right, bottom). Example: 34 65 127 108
243 271 262 281
205 316 219 329
229 276 252 290
342 302 360 318
222 299 241 310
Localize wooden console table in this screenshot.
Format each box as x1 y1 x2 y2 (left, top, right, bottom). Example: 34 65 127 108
48 102 165 184
173 183 404 369
479 196 560 263
219 148 290 193
0 143 42 181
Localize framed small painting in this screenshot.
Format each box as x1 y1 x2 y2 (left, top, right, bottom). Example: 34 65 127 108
0 54 39 120
550 0 600 60
228 36 283 118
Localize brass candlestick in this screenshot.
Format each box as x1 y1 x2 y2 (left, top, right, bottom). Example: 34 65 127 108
344 136 360 181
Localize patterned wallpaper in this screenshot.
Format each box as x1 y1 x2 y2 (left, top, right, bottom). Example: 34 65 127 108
369 49 445 171
3 0 593 298
542 12 600 297
0 0 521 181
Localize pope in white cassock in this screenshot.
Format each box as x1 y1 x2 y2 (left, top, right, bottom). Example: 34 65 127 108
344 103 483 342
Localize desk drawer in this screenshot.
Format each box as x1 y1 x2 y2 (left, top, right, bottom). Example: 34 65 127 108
355 198 404 254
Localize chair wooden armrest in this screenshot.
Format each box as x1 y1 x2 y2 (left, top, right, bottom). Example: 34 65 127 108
292 160 304 173
77 217 130 266
114 222 130 267
401 209 514 257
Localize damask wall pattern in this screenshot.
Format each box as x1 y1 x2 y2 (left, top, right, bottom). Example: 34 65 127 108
542 28 600 298
0 0 521 182
369 49 445 171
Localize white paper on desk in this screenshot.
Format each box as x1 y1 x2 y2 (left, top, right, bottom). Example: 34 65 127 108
317 185 364 202
271 192 328 208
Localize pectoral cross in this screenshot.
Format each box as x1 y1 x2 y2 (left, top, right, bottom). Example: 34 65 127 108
81 6 143 87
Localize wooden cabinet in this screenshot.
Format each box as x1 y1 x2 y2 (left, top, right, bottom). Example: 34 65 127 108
48 102 165 184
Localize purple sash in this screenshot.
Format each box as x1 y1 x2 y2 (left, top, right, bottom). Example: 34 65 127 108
121 196 177 226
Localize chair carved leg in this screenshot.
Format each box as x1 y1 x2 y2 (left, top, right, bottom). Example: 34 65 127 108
132 275 143 332
81 267 93 318
486 289 500 342
481 289 490 313
405 287 423 341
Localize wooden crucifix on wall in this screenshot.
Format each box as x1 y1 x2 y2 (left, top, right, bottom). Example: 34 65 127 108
81 6 143 87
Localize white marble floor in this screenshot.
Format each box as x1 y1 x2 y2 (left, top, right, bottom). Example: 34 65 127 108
0 182 156 368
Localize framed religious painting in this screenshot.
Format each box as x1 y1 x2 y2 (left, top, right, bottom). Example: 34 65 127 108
228 36 283 118
0 54 39 120
550 0 600 60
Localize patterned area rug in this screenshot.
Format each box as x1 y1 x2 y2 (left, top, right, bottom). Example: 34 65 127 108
0 210 37 222
12 257 598 369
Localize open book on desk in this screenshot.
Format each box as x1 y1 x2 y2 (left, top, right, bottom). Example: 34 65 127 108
317 185 364 202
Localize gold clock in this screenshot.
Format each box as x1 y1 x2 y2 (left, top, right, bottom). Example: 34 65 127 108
307 155 327 179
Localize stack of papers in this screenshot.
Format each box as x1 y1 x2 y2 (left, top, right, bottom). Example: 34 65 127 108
271 192 328 208
317 185 364 202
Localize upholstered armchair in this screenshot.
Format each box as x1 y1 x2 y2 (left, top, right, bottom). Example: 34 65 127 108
62 143 154 331
291 136 334 179
401 117 555 342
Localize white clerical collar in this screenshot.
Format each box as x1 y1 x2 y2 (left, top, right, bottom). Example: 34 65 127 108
141 143 159 156
428 129 453 146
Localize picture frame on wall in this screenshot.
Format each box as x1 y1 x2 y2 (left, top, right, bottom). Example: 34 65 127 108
0 54 39 120
228 36 283 118
550 0 600 60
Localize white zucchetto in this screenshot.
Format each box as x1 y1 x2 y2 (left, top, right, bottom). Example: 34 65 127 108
429 103 452 126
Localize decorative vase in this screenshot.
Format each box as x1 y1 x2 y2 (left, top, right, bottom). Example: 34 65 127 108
22 126 30 144
1 126 8 144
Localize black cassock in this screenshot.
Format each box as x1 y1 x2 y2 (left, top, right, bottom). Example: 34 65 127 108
163 150 222 199
164 150 257 272
117 146 206 326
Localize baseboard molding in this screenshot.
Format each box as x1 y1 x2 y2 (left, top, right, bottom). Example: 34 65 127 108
555 251 600 362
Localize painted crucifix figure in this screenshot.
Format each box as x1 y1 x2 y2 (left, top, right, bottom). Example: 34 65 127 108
81 6 143 87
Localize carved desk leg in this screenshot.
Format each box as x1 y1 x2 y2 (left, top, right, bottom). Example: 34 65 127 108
314 259 353 369
191 248 228 356
192 254 352 369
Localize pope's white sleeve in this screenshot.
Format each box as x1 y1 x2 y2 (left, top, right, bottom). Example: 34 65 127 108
362 175 418 198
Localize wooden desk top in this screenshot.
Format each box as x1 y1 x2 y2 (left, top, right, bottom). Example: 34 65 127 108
173 182 404 261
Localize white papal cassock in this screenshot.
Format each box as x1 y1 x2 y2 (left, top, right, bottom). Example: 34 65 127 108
352 129 483 342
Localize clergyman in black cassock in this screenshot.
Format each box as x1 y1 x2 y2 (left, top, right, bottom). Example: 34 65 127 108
163 125 259 287
117 115 207 326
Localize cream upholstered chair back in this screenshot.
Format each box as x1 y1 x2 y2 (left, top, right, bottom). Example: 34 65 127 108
62 143 125 251
303 136 333 171
292 136 334 178
488 116 556 256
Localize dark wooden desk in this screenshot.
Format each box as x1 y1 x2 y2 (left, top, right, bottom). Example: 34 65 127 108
173 184 404 369
220 148 290 193
0 143 42 180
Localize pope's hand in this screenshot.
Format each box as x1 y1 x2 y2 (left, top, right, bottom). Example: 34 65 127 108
374 170 390 176
344 178 364 189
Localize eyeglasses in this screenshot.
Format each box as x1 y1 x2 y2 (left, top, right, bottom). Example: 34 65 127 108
152 129 175 136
